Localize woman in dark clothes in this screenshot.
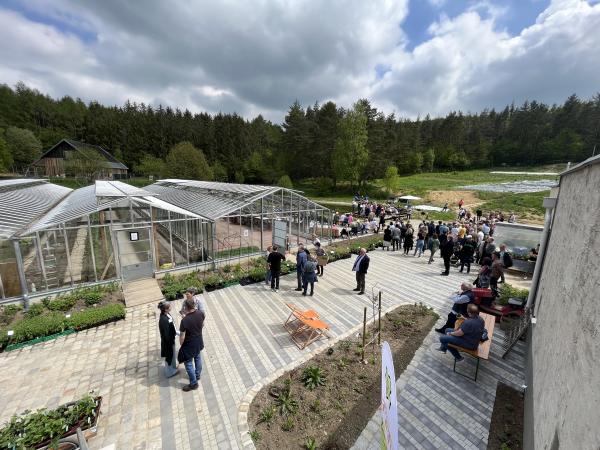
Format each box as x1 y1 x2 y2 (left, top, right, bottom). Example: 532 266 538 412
158 301 179 378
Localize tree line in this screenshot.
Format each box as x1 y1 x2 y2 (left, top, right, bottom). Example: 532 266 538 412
0 82 598 187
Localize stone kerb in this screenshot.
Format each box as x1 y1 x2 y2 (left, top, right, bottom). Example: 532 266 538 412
237 301 414 448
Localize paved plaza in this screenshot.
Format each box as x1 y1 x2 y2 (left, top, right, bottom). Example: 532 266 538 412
0 249 525 449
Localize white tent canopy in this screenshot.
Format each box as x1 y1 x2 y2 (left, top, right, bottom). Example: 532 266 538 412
398 195 421 200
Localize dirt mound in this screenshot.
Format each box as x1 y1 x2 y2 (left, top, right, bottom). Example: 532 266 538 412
425 190 483 209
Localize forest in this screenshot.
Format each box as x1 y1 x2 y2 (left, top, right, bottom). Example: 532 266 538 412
0 82 598 187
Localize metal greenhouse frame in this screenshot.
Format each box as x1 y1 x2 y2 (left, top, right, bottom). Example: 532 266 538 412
0 179 331 305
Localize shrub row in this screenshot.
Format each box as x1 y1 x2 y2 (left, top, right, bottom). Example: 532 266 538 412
160 258 297 298
0 303 126 349
160 237 383 299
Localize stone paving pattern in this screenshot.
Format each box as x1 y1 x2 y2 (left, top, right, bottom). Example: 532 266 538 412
0 249 524 449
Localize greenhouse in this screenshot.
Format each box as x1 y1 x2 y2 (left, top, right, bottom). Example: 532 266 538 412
0 179 331 302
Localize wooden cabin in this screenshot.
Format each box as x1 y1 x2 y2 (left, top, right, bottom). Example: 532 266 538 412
29 139 128 179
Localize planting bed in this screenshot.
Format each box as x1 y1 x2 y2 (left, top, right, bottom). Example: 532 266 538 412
487 382 524 450
0 283 125 351
0 394 102 449
248 304 438 449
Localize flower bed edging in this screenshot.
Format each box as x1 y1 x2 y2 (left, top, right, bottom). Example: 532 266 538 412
236 301 414 449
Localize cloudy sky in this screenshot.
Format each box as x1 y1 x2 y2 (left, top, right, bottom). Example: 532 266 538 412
1 0 599 122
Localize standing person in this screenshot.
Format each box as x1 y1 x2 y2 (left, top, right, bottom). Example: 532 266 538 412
437 304 485 362
391 224 401 251
315 242 327 276
267 245 285 292
351 248 370 295
413 229 425 257
499 244 512 283
179 287 206 317
490 252 504 295
378 211 386 232
295 245 307 291
440 235 454 276
428 233 440 264
459 236 475 274
476 257 492 289
265 245 273 286
178 298 205 392
383 226 392 251
403 224 414 255
158 301 178 378
302 256 317 296
458 198 464 208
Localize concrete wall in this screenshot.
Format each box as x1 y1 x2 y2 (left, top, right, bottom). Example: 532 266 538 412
525 161 600 449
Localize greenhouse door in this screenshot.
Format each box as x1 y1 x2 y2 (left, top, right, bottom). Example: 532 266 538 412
273 220 288 254
114 227 154 281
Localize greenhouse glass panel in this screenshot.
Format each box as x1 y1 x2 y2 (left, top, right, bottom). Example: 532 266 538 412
153 222 173 268
64 225 95 284
92 226 117 281
0 240 21 298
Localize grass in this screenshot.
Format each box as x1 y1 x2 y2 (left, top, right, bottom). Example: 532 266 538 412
476 191 547 218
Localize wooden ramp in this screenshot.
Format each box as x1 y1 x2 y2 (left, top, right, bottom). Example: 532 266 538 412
122 278 164 307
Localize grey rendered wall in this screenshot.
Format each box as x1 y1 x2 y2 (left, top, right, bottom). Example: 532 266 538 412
526 163 600 449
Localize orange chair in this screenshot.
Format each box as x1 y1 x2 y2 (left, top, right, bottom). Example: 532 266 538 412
283 303 320 333
289 316 330 350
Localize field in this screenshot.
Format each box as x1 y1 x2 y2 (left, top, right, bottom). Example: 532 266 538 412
299 167 561 224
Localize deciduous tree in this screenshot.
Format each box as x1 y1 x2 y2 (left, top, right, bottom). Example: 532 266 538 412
166 142 213 180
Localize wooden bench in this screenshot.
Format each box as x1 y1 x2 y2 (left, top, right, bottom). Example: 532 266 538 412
448 312 495 381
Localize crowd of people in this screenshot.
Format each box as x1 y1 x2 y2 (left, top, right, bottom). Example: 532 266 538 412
156 198 525 388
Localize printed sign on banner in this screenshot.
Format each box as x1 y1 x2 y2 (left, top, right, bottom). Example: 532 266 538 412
380 341 399 450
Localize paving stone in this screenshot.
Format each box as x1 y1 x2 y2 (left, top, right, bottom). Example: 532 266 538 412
0 250 525 450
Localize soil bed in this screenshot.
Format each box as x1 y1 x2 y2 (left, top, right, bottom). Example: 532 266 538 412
487 382 524 450
248 304 438 449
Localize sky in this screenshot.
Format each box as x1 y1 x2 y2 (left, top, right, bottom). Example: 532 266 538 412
1 0 599 123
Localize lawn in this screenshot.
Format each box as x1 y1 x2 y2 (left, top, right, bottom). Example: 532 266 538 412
476 191 548 219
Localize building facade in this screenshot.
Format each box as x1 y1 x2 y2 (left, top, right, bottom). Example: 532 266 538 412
523 155 600 449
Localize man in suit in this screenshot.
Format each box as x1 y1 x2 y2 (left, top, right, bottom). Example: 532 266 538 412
352 248 370 295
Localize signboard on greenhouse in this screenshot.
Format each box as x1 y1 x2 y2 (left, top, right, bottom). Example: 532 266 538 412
380 341 399 450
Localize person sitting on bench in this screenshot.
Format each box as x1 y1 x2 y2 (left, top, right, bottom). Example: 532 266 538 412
437 304 485 362
435 283 475 333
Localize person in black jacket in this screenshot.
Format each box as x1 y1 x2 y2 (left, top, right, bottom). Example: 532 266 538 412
158 301 179 378
440 235 454 276
351 248 370 295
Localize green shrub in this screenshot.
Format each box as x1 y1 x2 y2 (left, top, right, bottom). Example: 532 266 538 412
302 366 327 390
248 267 267 282
203 273 224 288
0 304 21 326
43 293 77 311
68 303 126 330
498 284 529 306
24 302 45 318
257 406 275 425
83 291 103 306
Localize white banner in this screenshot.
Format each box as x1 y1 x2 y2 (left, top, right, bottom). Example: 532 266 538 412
380 341 399 450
